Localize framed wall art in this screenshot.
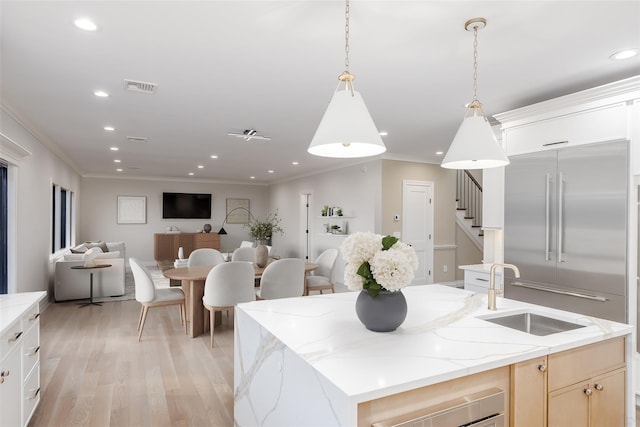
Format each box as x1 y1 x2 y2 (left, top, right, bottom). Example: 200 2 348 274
117 196 147 224
226 198 250 223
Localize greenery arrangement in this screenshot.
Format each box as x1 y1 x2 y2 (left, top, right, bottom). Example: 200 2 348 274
340 232 418 297
244 211 284 241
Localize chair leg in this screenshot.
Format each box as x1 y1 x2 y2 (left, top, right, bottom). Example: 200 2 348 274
137 305 145 331
138 305 150 342
182 303 187 334
210 308 215 348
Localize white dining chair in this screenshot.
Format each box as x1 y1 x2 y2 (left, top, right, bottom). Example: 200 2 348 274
306 248 339 295
232 247 256 262
187 248 226 267
202 261 256 347
130 258 186 341
256 258 305 300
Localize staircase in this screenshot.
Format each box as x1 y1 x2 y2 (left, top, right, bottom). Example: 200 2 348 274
456 170 483 250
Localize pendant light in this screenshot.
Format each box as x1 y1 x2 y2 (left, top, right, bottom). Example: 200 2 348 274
441 18 509 170
308 0 386 158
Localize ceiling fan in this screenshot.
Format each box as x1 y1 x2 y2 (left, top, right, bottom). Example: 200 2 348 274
227 129 271 141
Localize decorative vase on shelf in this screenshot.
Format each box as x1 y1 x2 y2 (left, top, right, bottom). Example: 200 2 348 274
203 223 212 233
255 244 269 268
355 290 407 332
177 246 184 260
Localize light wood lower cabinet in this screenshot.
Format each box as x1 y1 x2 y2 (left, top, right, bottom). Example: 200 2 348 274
511 357 547 427
511 336 626 427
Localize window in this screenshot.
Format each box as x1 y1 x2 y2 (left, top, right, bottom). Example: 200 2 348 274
0 163 6 294
51 183 74 254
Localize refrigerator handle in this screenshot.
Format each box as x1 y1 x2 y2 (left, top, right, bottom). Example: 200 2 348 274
545 173 551 261
558 172 565 262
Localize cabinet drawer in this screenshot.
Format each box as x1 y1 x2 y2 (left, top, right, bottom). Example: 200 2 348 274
21 304 40 333
1 321 23 357
548 337 625 391
22 322 40 379
464 271 501 289
23 362 40 425
504 103 628 156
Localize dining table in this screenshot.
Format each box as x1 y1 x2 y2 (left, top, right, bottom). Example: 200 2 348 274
163 262 319 338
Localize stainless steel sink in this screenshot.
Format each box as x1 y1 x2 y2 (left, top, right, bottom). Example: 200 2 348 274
481 312 586 336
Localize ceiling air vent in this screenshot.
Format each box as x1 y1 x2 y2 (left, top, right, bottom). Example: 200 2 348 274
126 136 148 142
123 79 158 94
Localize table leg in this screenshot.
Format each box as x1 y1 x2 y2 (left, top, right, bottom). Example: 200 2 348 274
189 280 205 338
78 272 102 308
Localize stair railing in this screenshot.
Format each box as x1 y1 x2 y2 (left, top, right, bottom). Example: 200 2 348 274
456 170 483 234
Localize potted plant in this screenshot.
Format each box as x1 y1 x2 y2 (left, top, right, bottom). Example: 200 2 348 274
244 211 284 244
321 205 329 216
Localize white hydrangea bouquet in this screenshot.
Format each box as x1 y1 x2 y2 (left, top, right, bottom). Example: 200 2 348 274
340 232 419 297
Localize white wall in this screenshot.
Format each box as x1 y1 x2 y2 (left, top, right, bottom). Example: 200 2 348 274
1 107 82 295
268 160 382 287
81 177 269 262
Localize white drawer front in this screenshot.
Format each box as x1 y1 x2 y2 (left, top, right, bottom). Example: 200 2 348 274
1 321 23 358
22 322 40 380
21 304 40 333
504 103 628 156
23 362 40 426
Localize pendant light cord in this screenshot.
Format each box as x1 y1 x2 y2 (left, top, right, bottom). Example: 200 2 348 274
472 25 479 105
344 0 350 72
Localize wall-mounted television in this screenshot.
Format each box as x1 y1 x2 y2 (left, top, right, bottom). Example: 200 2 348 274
162 192 212 219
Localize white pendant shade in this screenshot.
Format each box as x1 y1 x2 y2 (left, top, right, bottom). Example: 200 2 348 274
441 115 510 170
308 89 386 158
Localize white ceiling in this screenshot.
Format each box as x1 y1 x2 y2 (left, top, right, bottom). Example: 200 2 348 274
1 1 639 184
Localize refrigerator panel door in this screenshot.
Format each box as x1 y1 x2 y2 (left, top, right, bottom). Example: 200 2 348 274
556 141 628 298
504 150 558 287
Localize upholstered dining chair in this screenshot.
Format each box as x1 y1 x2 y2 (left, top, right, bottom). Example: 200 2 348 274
256 258 305 300
232 247 256 262
130 258 186 341
187 248 226 267
202 261 256 347
306 248 339 295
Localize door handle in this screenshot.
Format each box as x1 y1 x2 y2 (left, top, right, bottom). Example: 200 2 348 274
558 172 565 262
545 173 551 261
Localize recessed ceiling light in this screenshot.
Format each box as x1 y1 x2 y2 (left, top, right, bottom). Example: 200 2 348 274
292 161 299 165
610 48 639 60
188 172 194 176
436 151 444 155
210 155 218 159
116 168 123 172
268 170 274 174
197 165 204 169
74 18 98 31
94 90 109 98
104 126 115 131
110 147 119 151
379 131 388 136
114 159 121 163
250 176 255 180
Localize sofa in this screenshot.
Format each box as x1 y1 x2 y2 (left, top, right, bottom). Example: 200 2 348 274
54 241 126 302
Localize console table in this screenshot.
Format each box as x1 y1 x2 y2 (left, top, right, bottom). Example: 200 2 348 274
154 232 220 261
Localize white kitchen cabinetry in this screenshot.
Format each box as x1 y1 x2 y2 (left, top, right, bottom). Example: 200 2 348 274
0 292 46 427
459 264 502 294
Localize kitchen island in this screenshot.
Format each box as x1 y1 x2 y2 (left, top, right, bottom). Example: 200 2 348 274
234 285 633 426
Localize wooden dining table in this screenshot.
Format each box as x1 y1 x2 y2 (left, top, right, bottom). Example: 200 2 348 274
163 262 319 338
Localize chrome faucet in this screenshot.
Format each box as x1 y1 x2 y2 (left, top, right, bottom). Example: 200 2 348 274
488 263 521 310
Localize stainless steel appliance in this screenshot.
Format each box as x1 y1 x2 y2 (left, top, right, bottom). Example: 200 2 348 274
504 141 628 323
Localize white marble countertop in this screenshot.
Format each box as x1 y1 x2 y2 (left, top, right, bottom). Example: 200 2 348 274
237 285 633 403
0 291 47 334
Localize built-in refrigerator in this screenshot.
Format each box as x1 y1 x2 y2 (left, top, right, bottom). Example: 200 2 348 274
504 140 628 323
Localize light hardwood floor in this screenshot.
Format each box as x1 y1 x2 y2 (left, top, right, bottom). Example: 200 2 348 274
29 299 234 427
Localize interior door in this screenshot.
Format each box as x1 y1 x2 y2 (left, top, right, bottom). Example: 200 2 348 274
403 180 433 285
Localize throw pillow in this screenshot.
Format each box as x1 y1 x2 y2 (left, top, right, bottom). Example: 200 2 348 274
70 243 88 254
85 240 109 253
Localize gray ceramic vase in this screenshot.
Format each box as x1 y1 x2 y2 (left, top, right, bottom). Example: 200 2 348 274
355 289 407 332
255 244 269 268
